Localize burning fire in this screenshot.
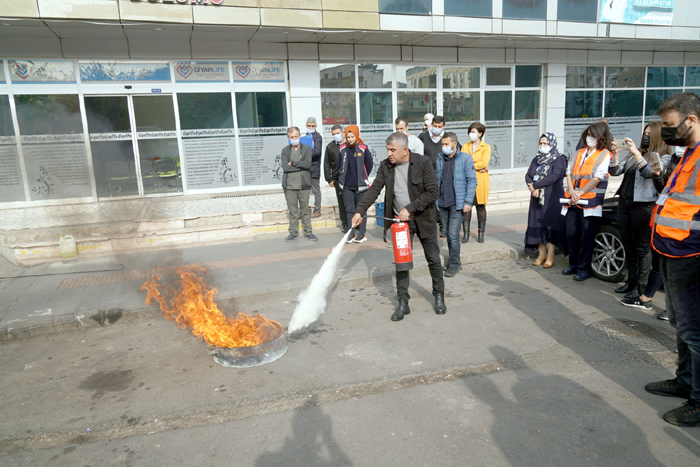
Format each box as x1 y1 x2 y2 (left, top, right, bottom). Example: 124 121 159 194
141 264 284 348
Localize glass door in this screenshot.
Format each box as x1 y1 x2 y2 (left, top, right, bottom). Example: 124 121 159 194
84 94 182 199
84 95 139 198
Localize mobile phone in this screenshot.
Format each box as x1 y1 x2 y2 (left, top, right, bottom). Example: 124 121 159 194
651 152 661 168
614 138 629 149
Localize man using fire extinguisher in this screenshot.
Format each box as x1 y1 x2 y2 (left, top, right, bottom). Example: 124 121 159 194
351 132 446 321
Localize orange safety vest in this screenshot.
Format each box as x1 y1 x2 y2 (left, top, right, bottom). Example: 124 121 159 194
651 142 700 258
565 148 610 209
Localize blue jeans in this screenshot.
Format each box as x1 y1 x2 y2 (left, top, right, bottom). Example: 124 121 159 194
440 206 464 269
659 255 700 402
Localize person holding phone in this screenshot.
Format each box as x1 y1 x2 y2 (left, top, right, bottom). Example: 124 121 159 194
608 122 672 306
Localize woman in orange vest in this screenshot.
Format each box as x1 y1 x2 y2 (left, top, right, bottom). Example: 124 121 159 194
644 92 700 428
562 122 612 281
461 122 491 243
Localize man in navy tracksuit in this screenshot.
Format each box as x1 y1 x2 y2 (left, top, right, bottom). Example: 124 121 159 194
436 132 477 277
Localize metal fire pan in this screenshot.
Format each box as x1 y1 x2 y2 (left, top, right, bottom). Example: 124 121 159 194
207 331 287 368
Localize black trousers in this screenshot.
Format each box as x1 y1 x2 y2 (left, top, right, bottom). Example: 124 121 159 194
617 198 654 290
334 183 348 228
565 208 598 273
396 221 445 301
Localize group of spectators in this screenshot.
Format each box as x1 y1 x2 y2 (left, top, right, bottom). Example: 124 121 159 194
523 92 700 428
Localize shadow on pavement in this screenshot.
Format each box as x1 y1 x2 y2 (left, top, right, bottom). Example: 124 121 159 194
465 345 665 466
254 400 353 467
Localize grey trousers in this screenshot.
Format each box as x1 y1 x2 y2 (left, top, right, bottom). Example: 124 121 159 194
284 189 312 236
311 177 321 211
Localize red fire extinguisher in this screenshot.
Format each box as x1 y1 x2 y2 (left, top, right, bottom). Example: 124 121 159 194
391 220 413 271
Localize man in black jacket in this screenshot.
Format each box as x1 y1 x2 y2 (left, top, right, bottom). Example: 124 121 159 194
352 132 446 321
306 117 323 218
323 124 349 233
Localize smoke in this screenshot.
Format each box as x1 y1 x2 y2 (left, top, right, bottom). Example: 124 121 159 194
288 230 353 334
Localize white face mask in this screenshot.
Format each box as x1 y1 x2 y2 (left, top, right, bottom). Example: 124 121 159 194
586 136 597 148
307 127 316 134
332 133 343 143
442 145 454 156
432 127 443 136
469 132 479 142
289 138 300 146
403 130 408 135
539 145 551 154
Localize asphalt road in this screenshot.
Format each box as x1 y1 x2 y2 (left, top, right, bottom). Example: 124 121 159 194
1 258 698 466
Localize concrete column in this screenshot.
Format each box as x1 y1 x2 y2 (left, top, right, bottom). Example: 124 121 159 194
543 63 567 141
288 60 322 129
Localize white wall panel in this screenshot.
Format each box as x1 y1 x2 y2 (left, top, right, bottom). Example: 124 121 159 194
319 44 353 61
129 40 191 59
588 50 621 64
288 43 318 60
290 97 322 132
249 42 287 60
288 60 321 98
354 44 400 61
621 51 652 65
412 46 457 62
652 52 684 65
458 48 505 63
62 38 129 59
0 37 62 57
379 14 432 32
191 40 249 60
444 16 491 34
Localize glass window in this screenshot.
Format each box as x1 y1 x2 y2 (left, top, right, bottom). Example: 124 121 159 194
358 64 391 89
235 92 287 128
485 91 512 121
647 67 684 88
396 65 437 89
515 66 541 88
360 92 392 124
14 95 83 135
503 0 546 20
645 89 683 117
397 92 437 123
133 95 176 132
320 63 355 89
566 66 604 89
606 67 645 88
686 67 700 87
557 0 597 22
0 95 25 203
84 95 130 134
177 93 233 130
379 0 430 15
442 66 480 89
515 90 540 120
443 92 480 122
605 90 644 117
321 92 357 125
445 0 492 17
486 67 511 87
565 91 603 118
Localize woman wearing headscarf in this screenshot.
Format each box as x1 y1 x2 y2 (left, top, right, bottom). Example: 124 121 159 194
338 125 373 243
525 133 568 267
609 121 672 308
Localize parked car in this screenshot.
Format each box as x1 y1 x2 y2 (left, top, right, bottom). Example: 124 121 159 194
591 197 626 283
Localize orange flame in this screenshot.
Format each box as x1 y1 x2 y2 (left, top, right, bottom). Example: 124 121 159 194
141 264 283 348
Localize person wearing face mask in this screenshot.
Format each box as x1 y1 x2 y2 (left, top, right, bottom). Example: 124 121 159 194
461 122 491 243
436 132 477 277
418 115 445 169
422 113 434 136
337 125 373 243
608 122 672 308
281 126 317 242
644 92 700 428
562 122 612 281
395 116 424 155
305 117 323 218
324 124 349 233
524 133 567 268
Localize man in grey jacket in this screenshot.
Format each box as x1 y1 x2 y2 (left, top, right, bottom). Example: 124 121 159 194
281 126 317 242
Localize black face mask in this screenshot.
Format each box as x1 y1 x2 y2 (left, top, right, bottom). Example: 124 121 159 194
639 134 650 149
661 119 689 147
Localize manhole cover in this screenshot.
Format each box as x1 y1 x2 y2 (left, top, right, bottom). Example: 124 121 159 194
585 319 676 352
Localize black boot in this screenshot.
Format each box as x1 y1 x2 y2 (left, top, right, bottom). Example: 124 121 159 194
434 294 447 315
461 220 470 243
615 280 638 295
391 300 410 321
477 220 485 243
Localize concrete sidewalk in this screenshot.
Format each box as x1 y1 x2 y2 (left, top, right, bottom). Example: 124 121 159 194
0 209 529 341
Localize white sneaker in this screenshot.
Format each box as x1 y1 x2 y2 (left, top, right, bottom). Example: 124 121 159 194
345 237 355 244
353 236 368 243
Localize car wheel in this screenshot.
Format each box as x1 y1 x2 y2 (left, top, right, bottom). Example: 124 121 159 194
591 224 626 283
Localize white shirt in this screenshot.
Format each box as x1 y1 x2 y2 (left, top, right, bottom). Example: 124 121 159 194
562 148 611 218
407 134 424 155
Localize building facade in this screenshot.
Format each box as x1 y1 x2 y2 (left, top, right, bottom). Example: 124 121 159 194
0 0 698 207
